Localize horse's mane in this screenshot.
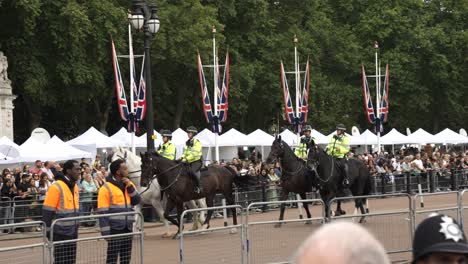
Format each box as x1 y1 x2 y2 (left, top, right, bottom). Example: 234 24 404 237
112 147 142 167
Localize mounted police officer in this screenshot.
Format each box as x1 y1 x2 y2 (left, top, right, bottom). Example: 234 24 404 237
326 123 350 187
180 126 203 193
158 129 176 160
294 124 315 160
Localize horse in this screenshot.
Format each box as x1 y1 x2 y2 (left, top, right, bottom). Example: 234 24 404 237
140 151 239 237
111 147 207 237
266 136 316 227
306 139 371 223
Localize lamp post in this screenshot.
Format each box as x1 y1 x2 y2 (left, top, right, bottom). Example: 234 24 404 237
129 0 160 152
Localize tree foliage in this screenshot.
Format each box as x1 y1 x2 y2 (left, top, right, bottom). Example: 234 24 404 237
0 0 466 143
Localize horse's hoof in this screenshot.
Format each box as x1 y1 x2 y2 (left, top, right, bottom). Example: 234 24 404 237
340 210 346 215
201 224 209 230
304 220 312 225
274 222 282 228
334 211 341 217
171 233 180 240
161 232 172 238
229 228 237 234
359 217 366 224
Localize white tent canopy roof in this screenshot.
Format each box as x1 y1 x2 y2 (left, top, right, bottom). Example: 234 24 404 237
138 130 163 148
20 136 92 162
194 128 216 147
246 129 274 146
405 128 442 144
279 129 298 146
354 129 378 145
380 128 409 145
171 128 189 146
67 127 124 148
435 128 468 144
0 136 20 158
110 127 147 148
218 128 249 146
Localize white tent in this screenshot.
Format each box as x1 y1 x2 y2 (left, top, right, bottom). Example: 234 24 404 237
194 128 216 147
218 128 249 146
321 131 356 145
0 136 20 158
435 128 468 144
20 136 92 163
138 130 163 149
405 128 442 144
110 127 147 148
246 129 274 146
310 129 328 144
380 128 409 145
279 129 299 146
354 130 378 145
67 127 124 148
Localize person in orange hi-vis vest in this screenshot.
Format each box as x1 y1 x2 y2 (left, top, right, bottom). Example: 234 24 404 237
43 160 81 264
98 159 141 264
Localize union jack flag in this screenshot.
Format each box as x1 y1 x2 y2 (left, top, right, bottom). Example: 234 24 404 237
197 54 214 123
379 64 389 123
217 52 229 122
361 64 376 125
281 62 296 124
298 60 310 124
112 40 130 123
134 56 146 122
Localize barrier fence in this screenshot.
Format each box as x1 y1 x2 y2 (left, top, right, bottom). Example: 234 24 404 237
0 212 143 264
179 205 244 264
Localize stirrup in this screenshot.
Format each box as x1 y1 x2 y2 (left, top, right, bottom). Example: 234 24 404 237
343 179 350 187
194 186 201 194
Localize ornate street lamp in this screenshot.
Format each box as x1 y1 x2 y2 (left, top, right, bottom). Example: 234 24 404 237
130 0 160 151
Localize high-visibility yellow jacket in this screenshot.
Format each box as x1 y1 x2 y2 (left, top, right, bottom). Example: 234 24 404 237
181 138 202 163
294 136 315 160
326 134 350 158
158 141 176 160
42 177 80 236
97 176 141 236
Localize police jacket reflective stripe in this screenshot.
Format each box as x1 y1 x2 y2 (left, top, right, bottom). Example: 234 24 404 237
159 141 176 160
182 138 202 163
326 135 350 158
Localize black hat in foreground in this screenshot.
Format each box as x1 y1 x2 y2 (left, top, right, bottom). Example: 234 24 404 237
413 214 468 263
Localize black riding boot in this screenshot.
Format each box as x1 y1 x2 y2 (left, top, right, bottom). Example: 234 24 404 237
194 171 203 194
342 162 350 188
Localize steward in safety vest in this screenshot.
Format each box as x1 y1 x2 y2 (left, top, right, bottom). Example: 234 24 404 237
326 123 351 187
98 159 141 236
42 160 81 263
158 129 176 160
179 126 203 193
98 159 141 264
294 124 315 160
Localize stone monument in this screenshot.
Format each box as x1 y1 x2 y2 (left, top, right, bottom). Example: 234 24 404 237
0 52 15 140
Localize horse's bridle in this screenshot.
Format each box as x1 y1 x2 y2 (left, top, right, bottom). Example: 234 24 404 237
144 154 183 192
308 145 334 183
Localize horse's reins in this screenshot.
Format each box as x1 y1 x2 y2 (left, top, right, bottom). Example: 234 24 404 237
311 147 334 183
139 160 183 195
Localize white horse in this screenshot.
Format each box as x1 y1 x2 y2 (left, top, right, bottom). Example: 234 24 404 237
111 147 207 237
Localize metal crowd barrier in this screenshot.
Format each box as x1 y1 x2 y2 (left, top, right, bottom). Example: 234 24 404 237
179 205 244 264
413 191 460 230
0 221 48 264
246 199 325 264
329 194 413 256
50 211 144 264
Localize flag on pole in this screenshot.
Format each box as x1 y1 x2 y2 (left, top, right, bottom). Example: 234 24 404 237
379 64 389 122
135 55 146 122
281 62 296 124
197 54 214 123
298 60 310 124
361 64 376 125
111 40 130 122
217 52 229 122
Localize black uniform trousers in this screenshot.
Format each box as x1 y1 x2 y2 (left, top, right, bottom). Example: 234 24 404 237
106 228 133 264
53 233 78 264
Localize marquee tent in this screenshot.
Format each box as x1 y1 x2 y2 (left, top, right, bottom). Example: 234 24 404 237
279 129 299 146
20 136 92 163
380 128 409 145
434 128 468 144
110 127 147 148
218 128 249 147
405 128 442 144
67 127 124 148
354 130 378 145
246 129 275 146
138 130 163 148
0 136 20 158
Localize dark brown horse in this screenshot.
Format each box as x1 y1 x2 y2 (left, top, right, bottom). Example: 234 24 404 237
140 152 238 236
266 136 316 227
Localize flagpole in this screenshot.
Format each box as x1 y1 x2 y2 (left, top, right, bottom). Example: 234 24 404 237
375 41 381 154
294 35 300 145
129 24 136 154
212 26 219 162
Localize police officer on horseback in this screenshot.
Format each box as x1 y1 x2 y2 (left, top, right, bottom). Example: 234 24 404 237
326 123 350 187
158 129 176 160
294 124 315 160
180 126 203 194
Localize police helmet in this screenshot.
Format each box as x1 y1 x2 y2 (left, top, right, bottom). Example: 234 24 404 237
186 126 198 133
160 129 172 137
336 123 346 131
302 125 312 132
